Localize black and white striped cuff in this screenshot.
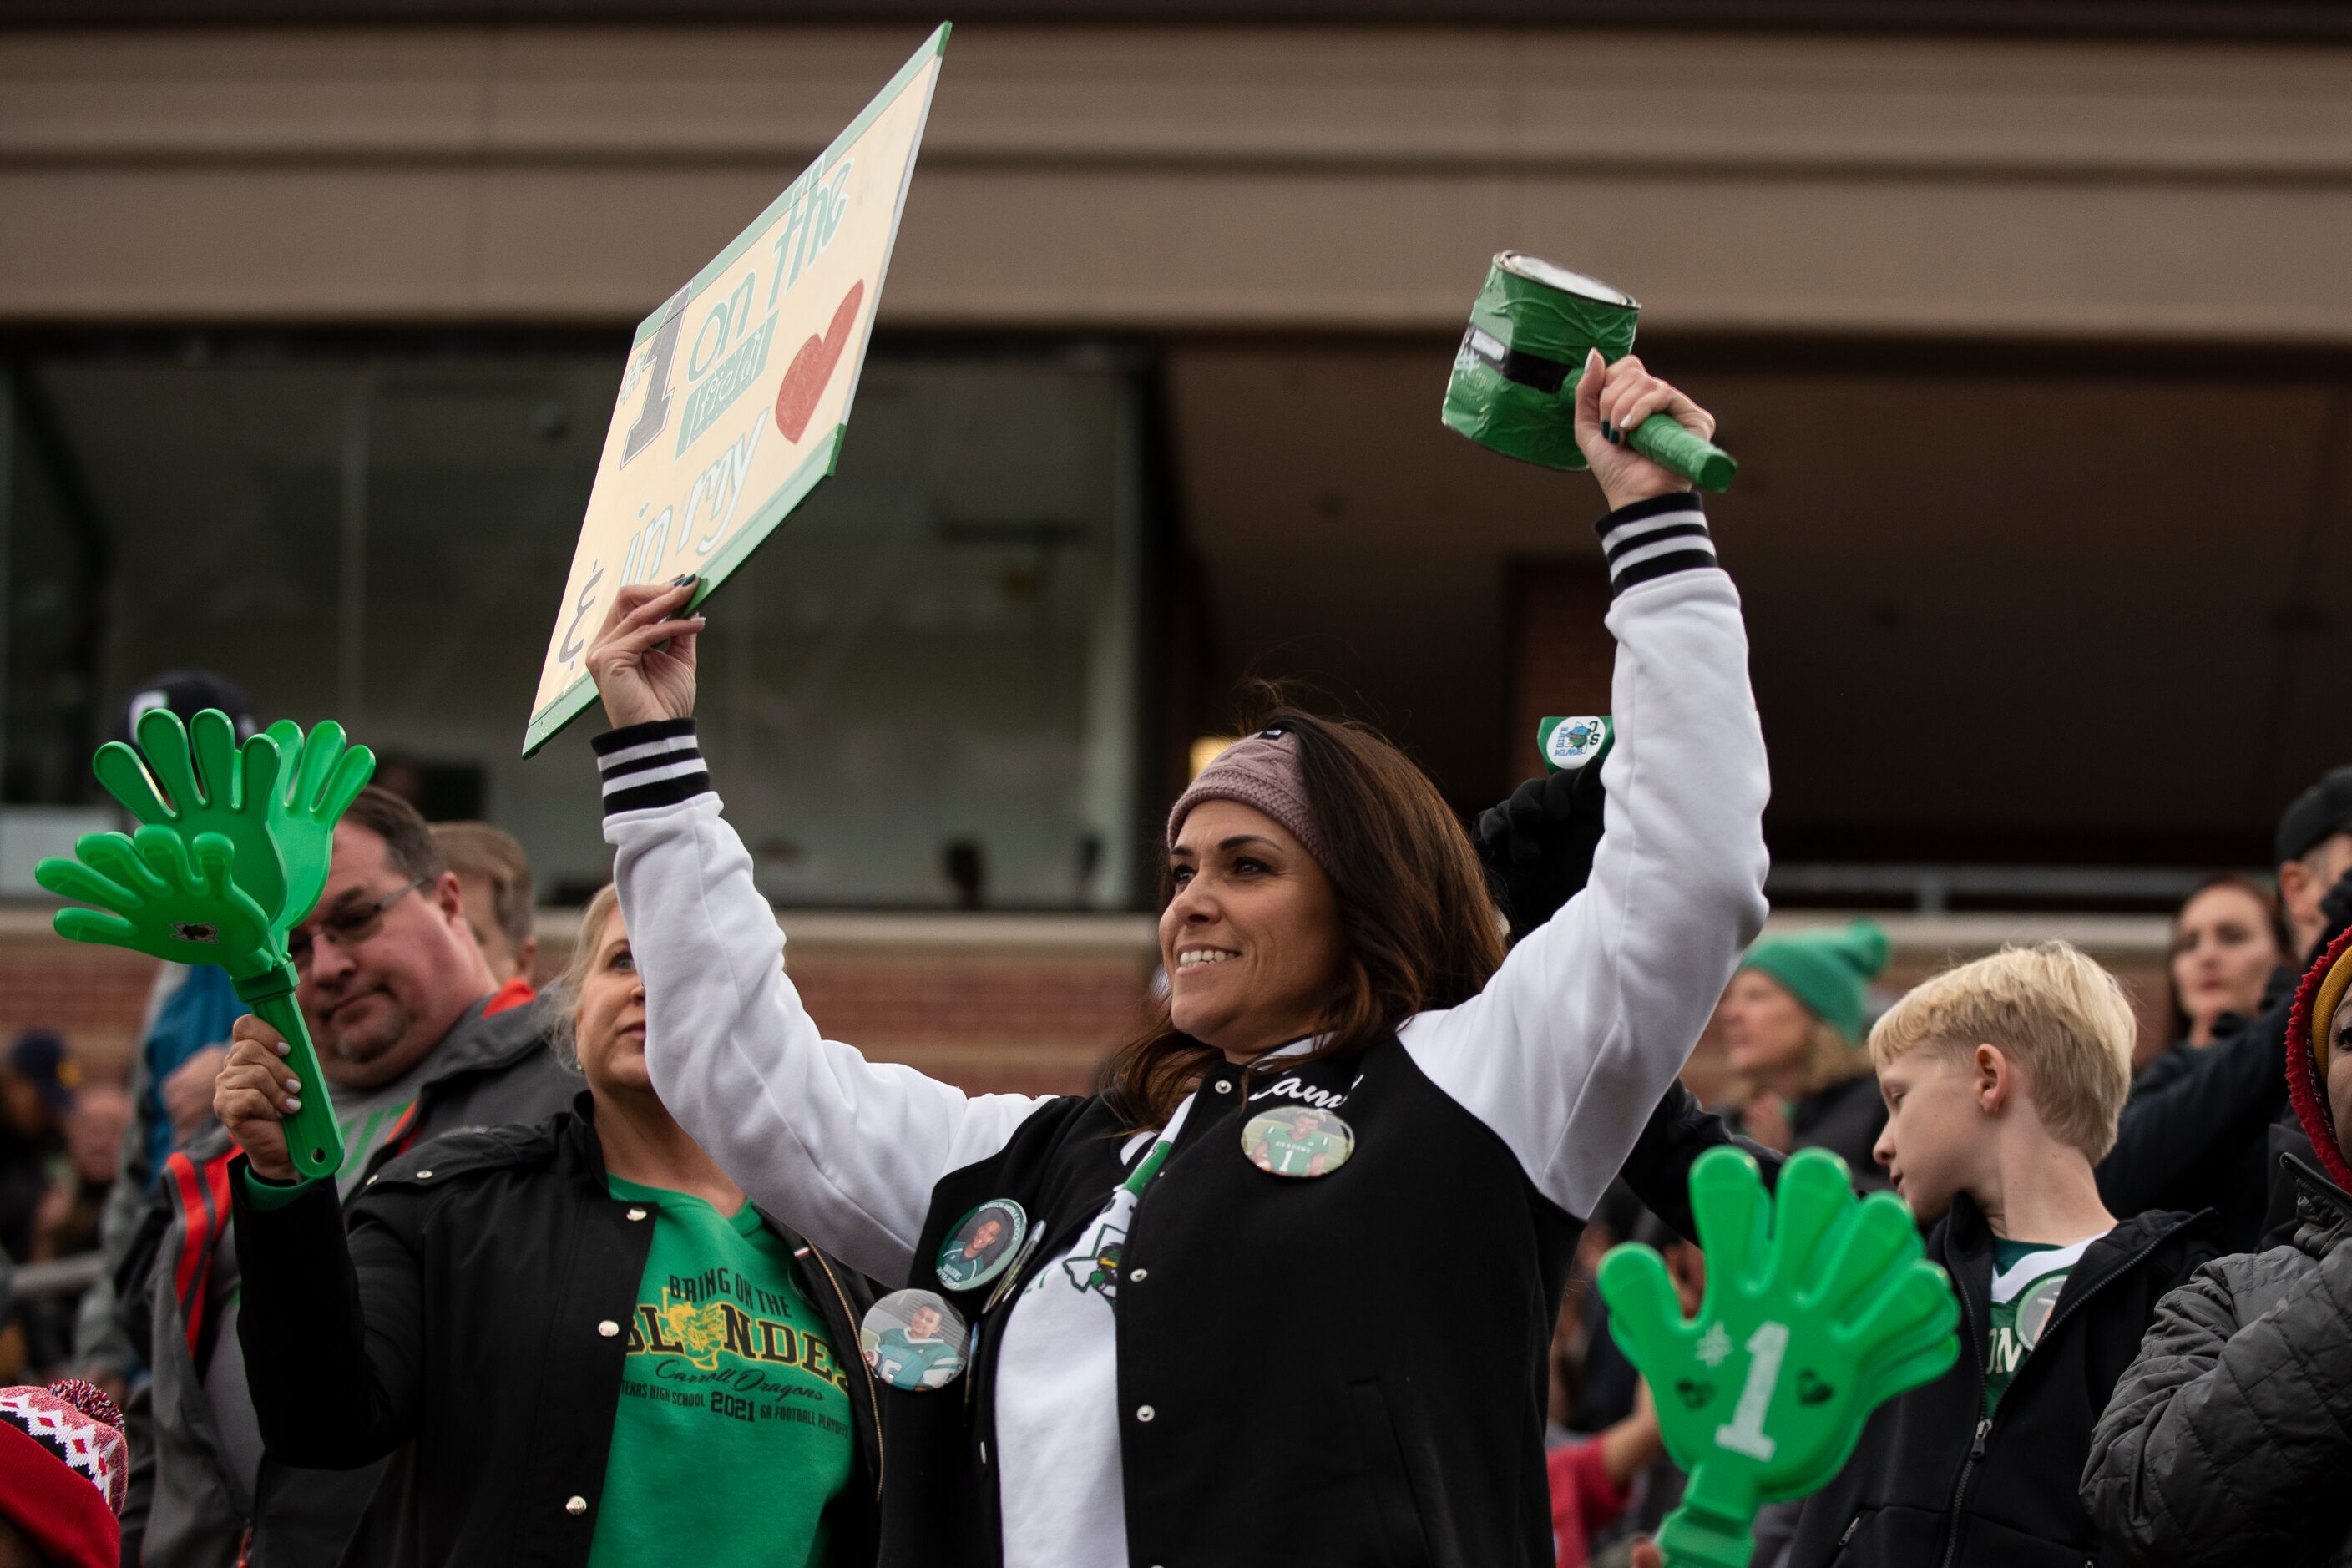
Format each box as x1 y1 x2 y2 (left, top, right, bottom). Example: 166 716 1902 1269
1594 494 1717 595
592 718 711 817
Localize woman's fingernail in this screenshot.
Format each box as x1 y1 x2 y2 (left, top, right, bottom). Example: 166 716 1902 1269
274 1041 290 1056
1601 420 1614 438
283 1095 302 1113
285 1076 301 1092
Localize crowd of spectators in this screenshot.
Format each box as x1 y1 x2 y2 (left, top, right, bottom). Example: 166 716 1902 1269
13 670 2352 1567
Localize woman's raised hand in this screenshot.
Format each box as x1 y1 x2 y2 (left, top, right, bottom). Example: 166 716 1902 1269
1571 349 1717 513
585 579 706 730
214 1014 301 1183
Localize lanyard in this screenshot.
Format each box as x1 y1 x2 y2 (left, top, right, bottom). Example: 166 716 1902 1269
1118 1093 1196 1198
1120 1136 1174 1198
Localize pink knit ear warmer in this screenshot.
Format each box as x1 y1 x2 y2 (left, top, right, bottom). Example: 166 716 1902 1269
1166 727 1326 868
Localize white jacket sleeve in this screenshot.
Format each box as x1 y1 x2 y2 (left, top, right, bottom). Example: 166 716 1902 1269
1400 495 1771 1218
597 720 1050 1283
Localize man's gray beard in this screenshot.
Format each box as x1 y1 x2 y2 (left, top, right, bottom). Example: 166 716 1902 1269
321 1001 414 1070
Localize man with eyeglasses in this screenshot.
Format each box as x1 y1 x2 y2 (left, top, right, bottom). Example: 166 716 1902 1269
126 787 577 1568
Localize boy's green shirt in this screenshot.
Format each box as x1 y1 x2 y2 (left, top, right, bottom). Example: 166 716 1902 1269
1983 1232 2105 1419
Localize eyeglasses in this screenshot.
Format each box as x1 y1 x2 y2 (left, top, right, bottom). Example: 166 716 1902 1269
288 876 430 974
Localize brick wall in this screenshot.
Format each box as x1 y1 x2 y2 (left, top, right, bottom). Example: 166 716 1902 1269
0 908 2173 1112
0 909 1160 1100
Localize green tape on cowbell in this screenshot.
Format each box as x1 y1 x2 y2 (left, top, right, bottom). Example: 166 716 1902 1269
1442 252 1737 492
1444 255 1636 474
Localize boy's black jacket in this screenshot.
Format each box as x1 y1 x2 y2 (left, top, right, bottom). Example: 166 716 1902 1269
1783 1194 2218 1568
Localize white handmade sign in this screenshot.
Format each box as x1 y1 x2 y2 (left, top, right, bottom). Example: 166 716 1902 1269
525 24 948 753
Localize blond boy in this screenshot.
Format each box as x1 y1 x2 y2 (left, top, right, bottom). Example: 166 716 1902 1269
1779 943 2219 1568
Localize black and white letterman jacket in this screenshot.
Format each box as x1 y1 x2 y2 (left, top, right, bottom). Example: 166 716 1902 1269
593 494 1769 1568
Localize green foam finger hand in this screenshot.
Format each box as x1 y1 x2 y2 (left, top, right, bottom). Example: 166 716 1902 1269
1808 1194 1925 1320
1596 1244 1692 1371
1688 1147 1773 1294
1764 1149 1856 1287
1601 1148 1962 1568
1849 1267 1962 1405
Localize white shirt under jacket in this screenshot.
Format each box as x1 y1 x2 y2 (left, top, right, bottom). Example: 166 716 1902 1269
598 494 1770 1568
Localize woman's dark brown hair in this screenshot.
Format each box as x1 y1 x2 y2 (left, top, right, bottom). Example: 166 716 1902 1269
1100 690 1507 1130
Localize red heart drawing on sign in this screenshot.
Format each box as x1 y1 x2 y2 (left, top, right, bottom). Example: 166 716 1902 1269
774 279 867 444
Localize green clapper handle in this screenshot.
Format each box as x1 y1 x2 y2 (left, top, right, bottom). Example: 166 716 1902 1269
235 963 346 1180
1596 1147 1960 1568
1626 414 1737 495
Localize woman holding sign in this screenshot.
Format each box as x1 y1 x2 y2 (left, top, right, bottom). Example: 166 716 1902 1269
584 352 1768 1568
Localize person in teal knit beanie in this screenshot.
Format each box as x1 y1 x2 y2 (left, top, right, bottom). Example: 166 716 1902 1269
1719 920 1893 1181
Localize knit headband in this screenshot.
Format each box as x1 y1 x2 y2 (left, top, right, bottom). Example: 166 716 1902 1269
1166 727 1326 868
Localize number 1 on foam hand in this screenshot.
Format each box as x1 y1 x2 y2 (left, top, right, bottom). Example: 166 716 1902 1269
1596 1149 1961 1568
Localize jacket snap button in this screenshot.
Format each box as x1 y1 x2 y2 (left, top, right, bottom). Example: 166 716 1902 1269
625 1207 649 1222
598 1320 620 1338
1214 1079 1232 1094
565 1495 588 1515
1130 1268 1149 1283
1136 1404 1155 1423
415 1170 433 1180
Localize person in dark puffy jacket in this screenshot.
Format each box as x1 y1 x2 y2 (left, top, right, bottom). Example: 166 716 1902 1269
2083 925 2352 1568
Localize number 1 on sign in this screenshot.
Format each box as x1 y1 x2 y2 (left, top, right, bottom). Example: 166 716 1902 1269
621 287 690 467
1715 1322 1788 1461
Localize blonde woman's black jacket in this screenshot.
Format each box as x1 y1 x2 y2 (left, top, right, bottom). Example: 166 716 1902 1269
228 1093 883 1568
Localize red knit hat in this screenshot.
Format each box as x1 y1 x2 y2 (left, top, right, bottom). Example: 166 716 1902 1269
2286 926 2352 1191
0 1379 127 1568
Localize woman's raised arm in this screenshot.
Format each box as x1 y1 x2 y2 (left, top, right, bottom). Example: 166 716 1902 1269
1400 358 1771 1222
589 583 1050 1283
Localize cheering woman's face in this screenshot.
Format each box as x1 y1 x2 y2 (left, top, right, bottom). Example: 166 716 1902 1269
1162 799 1346 1060
574 904 652 1098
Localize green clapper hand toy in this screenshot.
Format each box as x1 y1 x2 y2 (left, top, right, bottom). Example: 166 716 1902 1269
1597 1147 1960 1568
38 710 375 1180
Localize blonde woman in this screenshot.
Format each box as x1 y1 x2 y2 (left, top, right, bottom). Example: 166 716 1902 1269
213 887 882 1568
1717 920 1889 1180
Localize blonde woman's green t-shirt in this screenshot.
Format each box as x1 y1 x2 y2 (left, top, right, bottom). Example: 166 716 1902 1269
587 1176 855 1568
